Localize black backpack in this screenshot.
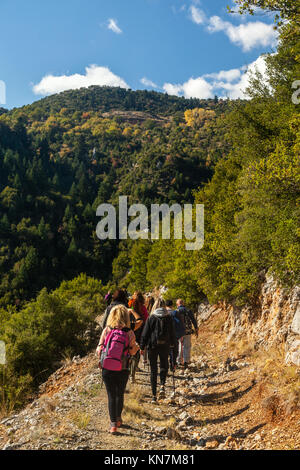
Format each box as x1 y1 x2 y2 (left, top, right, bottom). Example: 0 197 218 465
154 315 169 345
180 307 194 335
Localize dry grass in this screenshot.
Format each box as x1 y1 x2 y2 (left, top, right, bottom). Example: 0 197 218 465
212 317 225 333
124 386 152 422
227 338 256 358
59 348 75 367
124 385 177 431
213 328 300 423
254 347 300 393
68 410 91 429
230 343 300 419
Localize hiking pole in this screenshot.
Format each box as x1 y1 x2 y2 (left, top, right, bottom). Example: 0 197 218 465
172 368 175 397
170 349 176 399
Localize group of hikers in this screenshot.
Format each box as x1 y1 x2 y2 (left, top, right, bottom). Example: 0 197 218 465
96 289 199 435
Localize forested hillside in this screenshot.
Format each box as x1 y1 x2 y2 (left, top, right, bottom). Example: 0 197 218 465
0 88 233 409
116 0 299 304
0 0 299 414
0 90 231 307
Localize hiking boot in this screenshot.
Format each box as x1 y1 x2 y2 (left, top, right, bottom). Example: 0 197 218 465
109 425 118 434
116 418 123 428
151 396 157 403
158 386 166 398
183 362 188 370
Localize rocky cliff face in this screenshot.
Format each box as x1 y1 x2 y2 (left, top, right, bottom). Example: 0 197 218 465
198 274 300 367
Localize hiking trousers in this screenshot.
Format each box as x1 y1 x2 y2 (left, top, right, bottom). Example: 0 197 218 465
178 335 192 364
148 343 170 397
102 369 129 425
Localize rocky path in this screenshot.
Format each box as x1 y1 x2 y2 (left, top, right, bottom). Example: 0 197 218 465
1 316 299 451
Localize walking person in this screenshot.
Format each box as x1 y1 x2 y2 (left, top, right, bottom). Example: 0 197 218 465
176 299 198 369
102 289 128 329
128 293 146 383
97 305 139 434
104 290 112 306
144 295 155 368
140 298 177 403
145 295 155 315
165 300 181 371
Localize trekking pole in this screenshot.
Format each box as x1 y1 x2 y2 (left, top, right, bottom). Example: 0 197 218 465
170 349 176 398
172 368 175 397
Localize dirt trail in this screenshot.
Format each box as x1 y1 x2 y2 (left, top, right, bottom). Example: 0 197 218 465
1 314 299 451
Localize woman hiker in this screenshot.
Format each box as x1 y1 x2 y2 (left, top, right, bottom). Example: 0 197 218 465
97 305 139 434
128 292 148 382
140 298 177 403
101 289 128 329
144 295 155 367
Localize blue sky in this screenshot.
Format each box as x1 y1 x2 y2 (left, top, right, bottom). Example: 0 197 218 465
0 0 278 109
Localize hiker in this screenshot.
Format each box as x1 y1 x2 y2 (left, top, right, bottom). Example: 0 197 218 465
143 295 155 367
133 292 149 323
102 289 128 329
145 295 155 315
165 299 181 371
97 305 139 435
128 293 147 383
104 290 112 305
140 298 177 403
176 299 198 369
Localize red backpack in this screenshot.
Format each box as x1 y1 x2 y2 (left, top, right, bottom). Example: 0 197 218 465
100 328 130 371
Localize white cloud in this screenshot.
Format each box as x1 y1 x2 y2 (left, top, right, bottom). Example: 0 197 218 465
33 65 129 96
219 55 268 99
163 83 183 96
163 76 214 99
163 55 269 100
182 77 214 99
107 18 122 34
207 15 278 52
204 68 242 82
140 77 158 88
185 3 278 52
189 5 206 25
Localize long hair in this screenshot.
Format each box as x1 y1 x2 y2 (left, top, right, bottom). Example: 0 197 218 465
107 305 131 329
145 295 155 313
132 291 145 315
112 289 128 305
151 298 166 315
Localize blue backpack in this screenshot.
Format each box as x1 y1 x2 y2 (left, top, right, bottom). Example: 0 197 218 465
171 310 185 339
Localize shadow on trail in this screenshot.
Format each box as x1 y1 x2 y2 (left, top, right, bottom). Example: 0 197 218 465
190 380 256 406
205 379 236 388
205 423 266 444
194 404 250 426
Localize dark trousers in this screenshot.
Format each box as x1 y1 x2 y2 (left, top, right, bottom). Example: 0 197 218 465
148 343 170 397
102 369 129 425
169 340 179 370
